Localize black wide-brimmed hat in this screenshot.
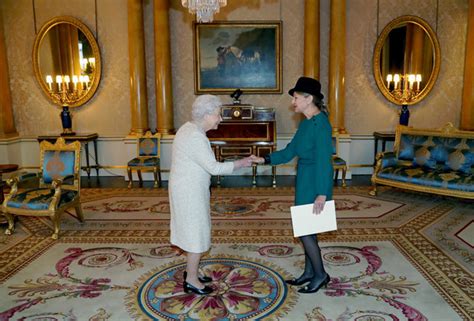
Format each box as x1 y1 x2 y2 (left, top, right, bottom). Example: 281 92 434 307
288 77 324 100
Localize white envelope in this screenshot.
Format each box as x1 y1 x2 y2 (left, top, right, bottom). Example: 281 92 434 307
290 200 337 237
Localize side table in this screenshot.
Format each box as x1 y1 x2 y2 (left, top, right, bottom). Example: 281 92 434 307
38 133 100 178
0 164 19 224
373 131 395 166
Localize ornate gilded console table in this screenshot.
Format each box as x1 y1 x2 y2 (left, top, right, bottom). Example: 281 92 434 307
373 131 395 166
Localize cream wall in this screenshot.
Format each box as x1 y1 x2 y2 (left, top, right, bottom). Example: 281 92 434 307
1 0 131 137
0 0 470 176
344 0 468 134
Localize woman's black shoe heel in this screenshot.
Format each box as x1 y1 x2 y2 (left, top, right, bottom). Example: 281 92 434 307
183 280 213 295
285 275 313 286
183 271 212 283
297 274 331 294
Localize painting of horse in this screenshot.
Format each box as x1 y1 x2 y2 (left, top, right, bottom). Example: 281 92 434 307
194 21 282 94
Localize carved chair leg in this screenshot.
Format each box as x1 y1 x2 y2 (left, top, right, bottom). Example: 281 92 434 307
3 212 15 235
75 204 85 222
51 213 62 240
369 184 377 196
158 168 162 187
127 167 133 188
341 166 347 187
137 170 143 187
334 169 339 186
252 165 257 186
153 167 159 188
272 166 277 188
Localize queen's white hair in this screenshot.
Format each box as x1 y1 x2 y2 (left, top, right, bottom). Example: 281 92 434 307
191 95 222 121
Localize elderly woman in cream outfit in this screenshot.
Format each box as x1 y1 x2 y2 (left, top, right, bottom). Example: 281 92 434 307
169 95 255 295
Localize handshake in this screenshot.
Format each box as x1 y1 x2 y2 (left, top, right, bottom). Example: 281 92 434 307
233 155 265 169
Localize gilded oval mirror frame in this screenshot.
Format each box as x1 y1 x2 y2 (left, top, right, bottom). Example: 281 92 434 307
32 16 101 108
373 15 441 106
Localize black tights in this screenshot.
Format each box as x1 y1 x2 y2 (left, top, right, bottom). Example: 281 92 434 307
299 234 327 284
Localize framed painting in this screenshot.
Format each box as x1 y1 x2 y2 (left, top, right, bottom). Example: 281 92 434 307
194 21 282 94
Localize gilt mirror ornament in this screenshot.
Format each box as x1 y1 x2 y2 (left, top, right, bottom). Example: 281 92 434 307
33 16 101 135
373 15 440 124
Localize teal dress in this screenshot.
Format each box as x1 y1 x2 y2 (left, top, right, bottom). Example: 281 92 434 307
269 113 333 205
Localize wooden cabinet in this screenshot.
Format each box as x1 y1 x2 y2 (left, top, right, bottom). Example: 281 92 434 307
207 106 277 186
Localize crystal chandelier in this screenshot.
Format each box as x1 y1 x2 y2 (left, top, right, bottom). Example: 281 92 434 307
181 0 227 23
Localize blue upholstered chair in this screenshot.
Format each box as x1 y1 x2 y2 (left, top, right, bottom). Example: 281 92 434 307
332 134 347 187
127 131 161 188
1 138 84 239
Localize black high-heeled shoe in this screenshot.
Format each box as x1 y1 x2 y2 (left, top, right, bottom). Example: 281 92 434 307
285 275 313 286
183 280 213 295
183 271 212 283
297 274 331 294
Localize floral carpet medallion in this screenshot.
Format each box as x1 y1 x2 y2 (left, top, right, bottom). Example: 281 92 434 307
128 257 292 321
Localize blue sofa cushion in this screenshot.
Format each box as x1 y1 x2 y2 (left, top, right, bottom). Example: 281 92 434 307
42 150 76 184
445 148 473 175
398 135 434 160
412 145 437 169
7 188 78 210
378 166 474 192
333 156 346 166
138 138 159 156
128 157 160 167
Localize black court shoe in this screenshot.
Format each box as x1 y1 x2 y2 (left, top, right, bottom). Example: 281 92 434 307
297 274 331 294
183 280 213 295
285 275 313 286
183 271 212 283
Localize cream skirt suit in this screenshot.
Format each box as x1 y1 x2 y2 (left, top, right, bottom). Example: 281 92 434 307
169 122 234 253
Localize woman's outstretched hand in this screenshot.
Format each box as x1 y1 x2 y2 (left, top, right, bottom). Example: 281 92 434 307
233 156 256 169
251 155 265 164
313 195 327 214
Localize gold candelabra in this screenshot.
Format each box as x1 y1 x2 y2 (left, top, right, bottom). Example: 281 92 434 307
385 73 422 105
45 74 92 135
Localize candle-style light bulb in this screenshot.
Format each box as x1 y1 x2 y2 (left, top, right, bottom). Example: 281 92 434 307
386 74 393 88
81 58 88 69
84 75 90 88
79 75 85 90
393 74 400 89
64 75 70 90
72 75 79 90
46 75 53 91
88 57 95 68
416 74 422 91
408 74 416 90
56 75 62 91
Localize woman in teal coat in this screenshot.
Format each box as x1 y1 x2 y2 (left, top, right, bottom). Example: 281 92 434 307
256 77 333 294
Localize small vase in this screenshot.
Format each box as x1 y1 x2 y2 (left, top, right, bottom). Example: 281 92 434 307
399 105 410 126
60 106 75 135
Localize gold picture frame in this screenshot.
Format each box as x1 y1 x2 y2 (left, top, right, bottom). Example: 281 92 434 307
194 21 282 94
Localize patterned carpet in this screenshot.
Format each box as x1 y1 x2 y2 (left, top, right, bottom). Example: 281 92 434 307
0 186 472 320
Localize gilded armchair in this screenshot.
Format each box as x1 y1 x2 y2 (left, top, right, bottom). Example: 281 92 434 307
1 138 84 239
127 131 162 188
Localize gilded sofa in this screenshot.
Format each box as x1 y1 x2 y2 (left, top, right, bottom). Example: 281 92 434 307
370 123 473 199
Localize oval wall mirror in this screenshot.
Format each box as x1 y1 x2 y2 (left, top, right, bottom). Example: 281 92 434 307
33 16 101 108
373 15 440 106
